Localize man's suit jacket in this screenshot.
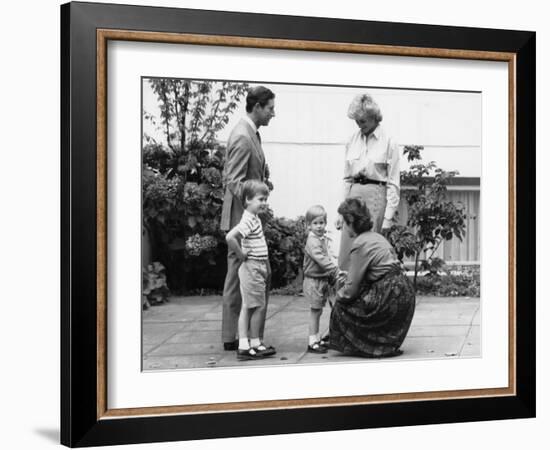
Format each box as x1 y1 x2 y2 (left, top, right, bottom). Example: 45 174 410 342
220 119 267 231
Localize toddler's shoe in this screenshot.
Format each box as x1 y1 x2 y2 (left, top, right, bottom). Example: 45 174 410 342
253 343 276 357
307 342 328 354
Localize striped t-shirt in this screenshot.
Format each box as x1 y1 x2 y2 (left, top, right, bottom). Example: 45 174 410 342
235 210 268 260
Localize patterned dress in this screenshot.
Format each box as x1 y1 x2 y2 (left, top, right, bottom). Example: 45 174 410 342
330 231 415 357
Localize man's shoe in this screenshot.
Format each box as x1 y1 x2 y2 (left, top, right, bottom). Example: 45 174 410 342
223 340 238 351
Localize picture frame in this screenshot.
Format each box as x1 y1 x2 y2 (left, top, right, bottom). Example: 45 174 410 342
60 1 535 447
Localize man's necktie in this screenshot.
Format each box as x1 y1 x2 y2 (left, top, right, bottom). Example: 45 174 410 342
256 131 261 144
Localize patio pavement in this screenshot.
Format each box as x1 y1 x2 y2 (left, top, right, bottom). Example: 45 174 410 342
142 294 480 370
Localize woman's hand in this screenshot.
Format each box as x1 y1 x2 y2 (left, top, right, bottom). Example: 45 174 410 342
337 270 347 284
335 215 343 231
381 218 393 237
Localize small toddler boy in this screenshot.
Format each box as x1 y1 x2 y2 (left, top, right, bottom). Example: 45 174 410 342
302 205 346 353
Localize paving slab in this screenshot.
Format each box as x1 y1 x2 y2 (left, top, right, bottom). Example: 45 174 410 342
186 320 223 332
142 322 187 345
410 310 478 326
471 307 481 326
407 325 471 338
400 335 469 359
142 344 157 354
165 330 220 344
459 325 481 357
147 342 220 357
217 353 303 367
143 296 220 323
142 295 480 370
143 354 225 371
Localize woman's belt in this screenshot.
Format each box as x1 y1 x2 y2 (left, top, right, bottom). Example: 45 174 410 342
345 174 387 186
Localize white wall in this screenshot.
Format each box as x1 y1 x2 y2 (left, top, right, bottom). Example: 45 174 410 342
144 82 482 180
144 81 481 257
1 1 547 450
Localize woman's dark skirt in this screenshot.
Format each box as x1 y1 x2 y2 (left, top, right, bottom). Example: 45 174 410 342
329 267 416 357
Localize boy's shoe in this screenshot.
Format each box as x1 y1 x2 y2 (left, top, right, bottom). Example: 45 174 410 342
319 334 330 347
253 343 276 357
236 347 264 361
307 342 328 354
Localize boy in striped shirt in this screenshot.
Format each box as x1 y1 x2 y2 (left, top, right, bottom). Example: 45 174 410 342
225 180 276 360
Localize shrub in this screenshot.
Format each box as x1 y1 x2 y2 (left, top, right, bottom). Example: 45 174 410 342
414 266 480 297
260 207 308 289
142 161 228 291
387 146 468 289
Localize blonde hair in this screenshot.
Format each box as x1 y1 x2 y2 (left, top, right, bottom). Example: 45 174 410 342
347 92 383 123
305 205 327 225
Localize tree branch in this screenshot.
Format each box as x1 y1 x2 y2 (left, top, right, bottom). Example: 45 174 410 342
160 85 175 152
180 82 189 152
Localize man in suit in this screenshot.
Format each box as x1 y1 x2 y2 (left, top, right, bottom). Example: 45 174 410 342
220 86 276 350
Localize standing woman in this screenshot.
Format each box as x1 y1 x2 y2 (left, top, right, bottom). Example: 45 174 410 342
337 93 401 270
330 198 415 358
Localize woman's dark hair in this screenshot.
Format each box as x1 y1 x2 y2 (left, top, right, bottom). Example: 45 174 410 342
245 86 275 113
337 197 373 234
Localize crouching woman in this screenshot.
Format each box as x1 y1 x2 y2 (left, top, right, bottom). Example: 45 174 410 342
330 197 416 358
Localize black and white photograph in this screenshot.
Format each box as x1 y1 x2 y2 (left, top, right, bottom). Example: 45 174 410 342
141 78 481 370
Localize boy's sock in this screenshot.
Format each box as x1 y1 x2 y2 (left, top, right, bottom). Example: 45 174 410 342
250 338 261 348
238 338 250 350
309 335 318 346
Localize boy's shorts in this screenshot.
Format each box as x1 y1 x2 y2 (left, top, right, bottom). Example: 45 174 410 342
303 276 331 309
238 259 268 309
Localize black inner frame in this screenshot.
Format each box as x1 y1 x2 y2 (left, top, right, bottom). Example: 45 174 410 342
61 2 535 447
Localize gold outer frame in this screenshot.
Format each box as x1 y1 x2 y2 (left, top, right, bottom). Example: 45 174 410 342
96 29 516 420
